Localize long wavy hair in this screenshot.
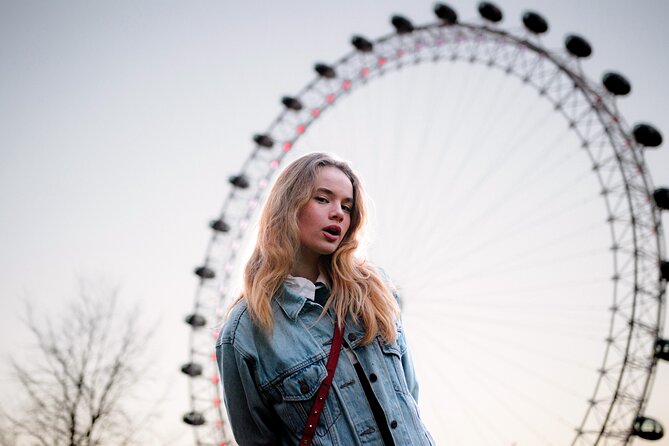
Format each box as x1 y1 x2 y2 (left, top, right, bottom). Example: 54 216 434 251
239 152 400 344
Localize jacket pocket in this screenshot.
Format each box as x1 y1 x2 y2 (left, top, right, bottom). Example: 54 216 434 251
278 361 327 401
378 330 410 395
267 360 341 440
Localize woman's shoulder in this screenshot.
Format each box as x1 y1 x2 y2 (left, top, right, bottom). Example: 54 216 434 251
374 265 393 285
220 299 253 344
370 265 399 296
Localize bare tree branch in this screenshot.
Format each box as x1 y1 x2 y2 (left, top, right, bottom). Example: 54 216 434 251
3 279 160 446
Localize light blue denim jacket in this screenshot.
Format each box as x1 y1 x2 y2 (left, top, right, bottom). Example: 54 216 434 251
216 285 434 445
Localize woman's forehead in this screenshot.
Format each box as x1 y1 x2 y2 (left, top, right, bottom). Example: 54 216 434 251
313 166 353 197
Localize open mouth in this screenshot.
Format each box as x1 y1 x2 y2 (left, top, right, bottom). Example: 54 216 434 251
323 226 341 237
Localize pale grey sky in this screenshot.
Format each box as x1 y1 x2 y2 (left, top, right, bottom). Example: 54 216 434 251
1 1 668 445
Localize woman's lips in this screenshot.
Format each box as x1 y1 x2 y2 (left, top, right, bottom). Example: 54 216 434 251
322 225 341 242
322 230 339 242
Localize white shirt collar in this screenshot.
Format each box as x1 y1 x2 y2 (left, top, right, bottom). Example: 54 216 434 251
284 271 329 301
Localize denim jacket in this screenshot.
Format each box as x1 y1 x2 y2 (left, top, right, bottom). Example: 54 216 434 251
216 285 434 446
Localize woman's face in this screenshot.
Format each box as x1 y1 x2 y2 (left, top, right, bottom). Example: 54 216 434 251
296 166 354 265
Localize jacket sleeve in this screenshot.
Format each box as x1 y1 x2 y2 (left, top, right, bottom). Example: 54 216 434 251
381 278 418 402
400 327 420 402
216 339 280 446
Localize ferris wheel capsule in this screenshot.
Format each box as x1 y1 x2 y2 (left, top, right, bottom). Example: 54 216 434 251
314 63 337 79
478 2 503 23
602 72 632 96
632 416 664 441
391 15 414 34
653 188 669 210
194 265 215 279
522 11 548 34
281 96 303 111
434 3 458 25
183 411 206 426
184 313 206 328
253 133 274 148
633 123 663 147
209 218 230 233
565 34 592 58
181 362 203 377
656 339 669 360
661 261 669 281
229 174 250 189
351 35 374 52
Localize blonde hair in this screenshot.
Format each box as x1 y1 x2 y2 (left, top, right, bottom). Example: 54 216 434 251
239 152 400 344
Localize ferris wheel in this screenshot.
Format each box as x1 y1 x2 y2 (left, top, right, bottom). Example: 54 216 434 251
181 2 669 445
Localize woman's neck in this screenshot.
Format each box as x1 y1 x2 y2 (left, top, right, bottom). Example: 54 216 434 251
291 258 320 282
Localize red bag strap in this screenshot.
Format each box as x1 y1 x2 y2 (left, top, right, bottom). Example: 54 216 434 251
299 319 345 445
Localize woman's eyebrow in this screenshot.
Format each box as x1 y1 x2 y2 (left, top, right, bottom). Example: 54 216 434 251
315 187 333 195
316 187 353 202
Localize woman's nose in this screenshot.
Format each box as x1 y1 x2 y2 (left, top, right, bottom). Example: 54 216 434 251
330 205 344 221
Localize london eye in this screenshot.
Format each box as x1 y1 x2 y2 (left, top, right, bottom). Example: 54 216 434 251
182 3 668 445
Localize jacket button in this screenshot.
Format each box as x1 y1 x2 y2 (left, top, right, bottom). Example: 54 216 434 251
300 382 309 394
390 420 398 429
369 373 377 382
348 333 356 342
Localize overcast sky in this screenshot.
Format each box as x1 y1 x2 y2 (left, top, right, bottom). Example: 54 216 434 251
1 1 668 445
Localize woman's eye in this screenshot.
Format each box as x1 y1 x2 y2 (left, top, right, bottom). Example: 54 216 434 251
315 196 328 203
342 205 353 213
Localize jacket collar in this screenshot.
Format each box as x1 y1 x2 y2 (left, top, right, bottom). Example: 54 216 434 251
274 284 368 348
274 284 308 321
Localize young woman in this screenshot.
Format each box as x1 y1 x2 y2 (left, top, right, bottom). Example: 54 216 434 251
216 153 434 445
